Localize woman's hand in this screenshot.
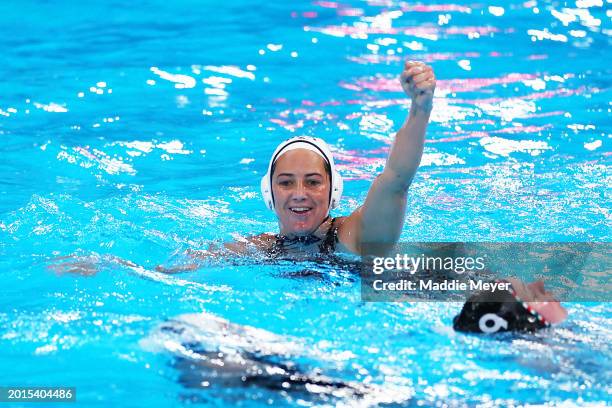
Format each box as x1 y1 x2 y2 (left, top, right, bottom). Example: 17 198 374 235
400 61 436 111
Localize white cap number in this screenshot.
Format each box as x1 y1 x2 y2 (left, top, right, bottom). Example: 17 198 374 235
478 313 508 333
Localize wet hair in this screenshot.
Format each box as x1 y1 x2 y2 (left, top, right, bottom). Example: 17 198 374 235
453 284 549 334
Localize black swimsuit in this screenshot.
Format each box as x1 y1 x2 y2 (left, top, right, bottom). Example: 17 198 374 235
267 217 339 258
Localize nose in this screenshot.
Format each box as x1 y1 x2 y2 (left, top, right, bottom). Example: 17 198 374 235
290 180 308 201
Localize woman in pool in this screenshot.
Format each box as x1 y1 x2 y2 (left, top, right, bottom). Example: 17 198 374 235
51 60 435 272
215 60 436 259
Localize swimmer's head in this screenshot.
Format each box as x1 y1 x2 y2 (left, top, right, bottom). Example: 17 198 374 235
453 280 567 334
261 137 343 236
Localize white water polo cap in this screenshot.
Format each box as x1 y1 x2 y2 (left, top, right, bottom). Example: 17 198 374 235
261 136 343 211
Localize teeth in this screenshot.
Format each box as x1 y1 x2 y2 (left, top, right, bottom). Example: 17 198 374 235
291 208 310 211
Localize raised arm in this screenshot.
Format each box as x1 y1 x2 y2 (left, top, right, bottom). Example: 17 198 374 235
339 61 436 255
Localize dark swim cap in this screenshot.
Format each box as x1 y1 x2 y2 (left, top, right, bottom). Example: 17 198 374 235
453 282 550 334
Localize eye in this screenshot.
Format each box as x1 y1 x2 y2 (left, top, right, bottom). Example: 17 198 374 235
278 179 293 187
306 179 322 186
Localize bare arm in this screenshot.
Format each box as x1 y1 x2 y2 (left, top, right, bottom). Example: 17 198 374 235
50 234 276 276
339 61 436 255
155 234 276 272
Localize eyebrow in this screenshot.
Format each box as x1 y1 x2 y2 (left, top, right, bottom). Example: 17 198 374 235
276 172 323 177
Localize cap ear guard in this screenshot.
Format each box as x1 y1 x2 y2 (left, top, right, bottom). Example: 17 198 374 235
329 170 343 210
261 174 274 210
261 136 343 211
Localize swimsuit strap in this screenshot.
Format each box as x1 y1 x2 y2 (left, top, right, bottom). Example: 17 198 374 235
318 217 339 254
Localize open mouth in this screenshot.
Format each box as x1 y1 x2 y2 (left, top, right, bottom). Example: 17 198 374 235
289 207 312 215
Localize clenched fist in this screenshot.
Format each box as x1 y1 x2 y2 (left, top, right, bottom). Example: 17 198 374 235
400 61 436 111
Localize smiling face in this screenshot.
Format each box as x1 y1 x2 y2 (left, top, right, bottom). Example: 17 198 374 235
508 279 568 324
271 149 331 237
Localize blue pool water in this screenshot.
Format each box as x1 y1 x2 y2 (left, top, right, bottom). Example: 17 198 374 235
0 0 610 406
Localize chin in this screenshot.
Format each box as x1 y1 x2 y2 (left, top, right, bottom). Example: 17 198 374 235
278 211 326 236
287 225 316 236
